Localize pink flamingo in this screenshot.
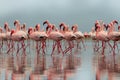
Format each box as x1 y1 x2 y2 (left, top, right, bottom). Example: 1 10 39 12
107 20 120 55
59 23 76 54
4 22 12 52
89 27 101 52
4 22 11 40
95 22 110 56
28 24 48 55
43 20 64 56
71 24 85 50
10 20 28 56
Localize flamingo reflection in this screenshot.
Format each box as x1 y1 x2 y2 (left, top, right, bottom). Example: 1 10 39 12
30 52 46 80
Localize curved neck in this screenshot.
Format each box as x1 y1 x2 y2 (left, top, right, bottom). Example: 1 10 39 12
15 23 21 31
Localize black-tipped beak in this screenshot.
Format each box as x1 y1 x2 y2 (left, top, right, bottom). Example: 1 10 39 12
59 23 64 29
46 26 49 31
113 20 118 24
95 27 97 31
43 21 47 26
14 21 17 26
71 26 74 30
4 25 7 29
95 23 98 27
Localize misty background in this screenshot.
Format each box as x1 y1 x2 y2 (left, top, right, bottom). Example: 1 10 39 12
0 0 120 32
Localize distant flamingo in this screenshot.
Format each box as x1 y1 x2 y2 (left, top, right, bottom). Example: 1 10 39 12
71 24 85 50
9 20 28 56
59 23 76 54
28 24 48 55
43 20 64 56
89 27 100 52
4 22 13 53
107 20 120 55
95 22 110 56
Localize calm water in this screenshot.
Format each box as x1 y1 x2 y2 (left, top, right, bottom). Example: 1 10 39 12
0 40 120 80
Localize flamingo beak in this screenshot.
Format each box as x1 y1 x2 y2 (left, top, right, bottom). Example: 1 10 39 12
28 28 32 34
43 21 47 26
59 23 64 29
4 24 7 29
95 23 98 27
14 21 17 26
103 24 108 30
95 27 97 31
46 26 49 31
113 20 118 24
71 26 74 30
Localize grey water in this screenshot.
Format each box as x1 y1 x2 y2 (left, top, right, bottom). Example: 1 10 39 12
0 40 120 80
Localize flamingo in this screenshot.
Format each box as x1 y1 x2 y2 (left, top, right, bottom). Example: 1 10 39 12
4 22 13 53
95 22 110 56
107 20 120 55
43 20 64 56
71 24 85 50
59 23 76 54
9 20 28 56
28 25 48 54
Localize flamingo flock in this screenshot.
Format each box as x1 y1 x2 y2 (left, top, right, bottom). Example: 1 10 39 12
0 20 120 56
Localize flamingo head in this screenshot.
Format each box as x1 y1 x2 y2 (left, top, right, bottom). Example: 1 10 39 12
103 24 108 30
71 26 75 30
52 24 56 30
10 29 15 36
46 26 50 32
106 24 111 29
112 20 118 25
22 23 26 28
95 25 100 31
59 23 65 30
43 20 49 26
95 23 99 28
14 20 19 26
35 24 40 31
4 22 8 29
28 27 33 34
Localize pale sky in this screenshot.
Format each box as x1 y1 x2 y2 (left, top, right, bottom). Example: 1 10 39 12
0 0 120 31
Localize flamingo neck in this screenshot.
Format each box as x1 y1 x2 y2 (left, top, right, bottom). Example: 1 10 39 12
16 23 21 31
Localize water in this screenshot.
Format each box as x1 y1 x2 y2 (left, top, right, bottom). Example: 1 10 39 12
0 40 120 80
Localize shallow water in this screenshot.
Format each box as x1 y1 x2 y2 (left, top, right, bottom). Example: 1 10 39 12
0 40 120 80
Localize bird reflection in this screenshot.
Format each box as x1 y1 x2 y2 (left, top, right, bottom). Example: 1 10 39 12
47 54 81 80
11 55 27 80
64 54 77 80
29 53 46 80
47 56 64 80
95 52 120 80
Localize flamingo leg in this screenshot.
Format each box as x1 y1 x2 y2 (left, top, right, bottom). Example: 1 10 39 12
57 41 64 55
81 39 86 50
63 41 73 54
51 41 57 56
41 41 46 55
16 42 20 56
